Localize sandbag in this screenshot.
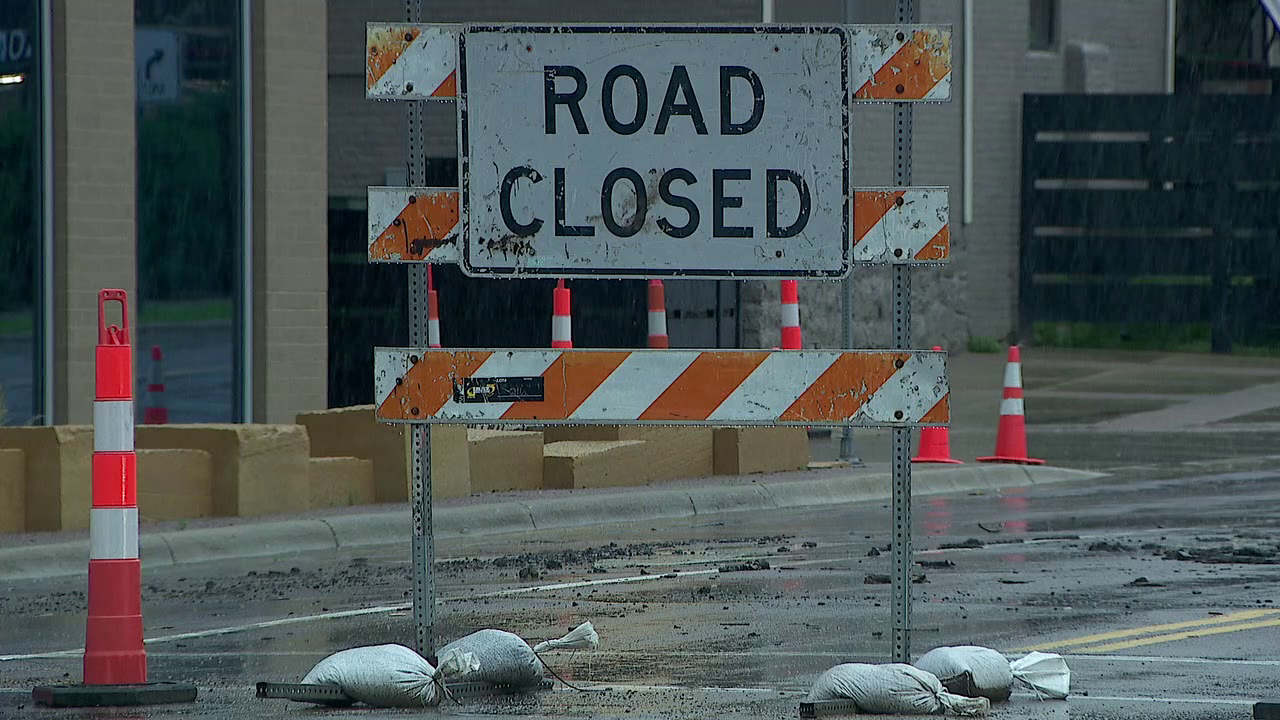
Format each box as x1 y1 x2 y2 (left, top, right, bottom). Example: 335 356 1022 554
301 644 478 708
915 646 1015 702
807 663 990 716
440 629 543 688
533 621 599 652
441 622 600 689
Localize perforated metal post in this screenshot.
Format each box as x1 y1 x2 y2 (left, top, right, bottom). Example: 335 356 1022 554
891 0 915 664
405 0 435 659
839 0 861 467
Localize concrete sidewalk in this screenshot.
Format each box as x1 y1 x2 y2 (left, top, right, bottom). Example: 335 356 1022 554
814 347 1280 469
0 462 1099 582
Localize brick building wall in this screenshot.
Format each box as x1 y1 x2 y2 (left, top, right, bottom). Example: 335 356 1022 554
252 0 329 423
52 0 136 424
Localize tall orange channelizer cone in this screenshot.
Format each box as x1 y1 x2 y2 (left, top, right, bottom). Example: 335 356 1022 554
552 279 572 348
978 345 1044 465
913 346 962 464
427 265 441 348
647 280 669 348
32 291 197 707
142 345 168 424
780 280 802 349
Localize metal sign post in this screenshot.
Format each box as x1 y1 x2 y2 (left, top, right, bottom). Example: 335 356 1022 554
403 0 436 662
367 17 953 666
892 0 915 666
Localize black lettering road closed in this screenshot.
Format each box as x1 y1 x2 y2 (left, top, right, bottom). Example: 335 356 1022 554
459 26 850 278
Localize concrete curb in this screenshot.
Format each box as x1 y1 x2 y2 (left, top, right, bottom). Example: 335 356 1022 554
0 464 1104 581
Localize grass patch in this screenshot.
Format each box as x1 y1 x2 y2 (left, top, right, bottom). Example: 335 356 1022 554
967 336 1003 354
1032 321 1280 356
137 298 233 325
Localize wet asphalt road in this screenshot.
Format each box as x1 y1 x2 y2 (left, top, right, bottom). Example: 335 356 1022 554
1 458 1278 719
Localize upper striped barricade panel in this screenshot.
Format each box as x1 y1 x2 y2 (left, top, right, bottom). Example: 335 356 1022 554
848 25 952 102
373 349 949 427
368 24 950 103
853 188 950 264
368 187 461 263
367 24 458 99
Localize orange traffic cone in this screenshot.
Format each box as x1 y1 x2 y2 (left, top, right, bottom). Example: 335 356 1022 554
647 280 668 348
977 345 1043 465
913 346 961 463
427 266 441 348
552 279 572 348
780 280 802 349
142 345 168 424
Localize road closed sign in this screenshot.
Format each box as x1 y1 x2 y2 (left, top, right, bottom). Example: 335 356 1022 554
459 26 849 278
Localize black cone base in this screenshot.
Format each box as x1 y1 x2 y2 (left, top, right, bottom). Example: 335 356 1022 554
32 681 198 707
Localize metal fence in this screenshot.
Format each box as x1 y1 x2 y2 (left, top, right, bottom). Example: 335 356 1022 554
1019 93 1280 352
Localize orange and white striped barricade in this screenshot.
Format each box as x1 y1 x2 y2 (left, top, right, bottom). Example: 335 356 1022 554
374 349 948 428
366 19 954 666
33 290 196 708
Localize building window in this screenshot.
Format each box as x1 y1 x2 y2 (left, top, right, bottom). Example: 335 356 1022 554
134 0 244 422
0 0 44 425
1030 0 1057 52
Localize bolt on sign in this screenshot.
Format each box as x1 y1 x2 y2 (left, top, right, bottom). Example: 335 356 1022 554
459 26 848 278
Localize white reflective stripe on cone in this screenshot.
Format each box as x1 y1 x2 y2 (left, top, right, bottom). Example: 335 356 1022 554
552 316 571 341
781 304 801 326
428 318 441 345
648 310 667 335
1003 362 1022 389
93 400 134 452
89 507 139 559
999 397 1025 416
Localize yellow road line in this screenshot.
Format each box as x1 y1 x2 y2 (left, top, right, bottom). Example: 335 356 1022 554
1014 608 1280 652
1071 617 1280 654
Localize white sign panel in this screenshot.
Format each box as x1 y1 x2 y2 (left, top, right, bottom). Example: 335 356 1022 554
136 28 180 104
459 26 849 278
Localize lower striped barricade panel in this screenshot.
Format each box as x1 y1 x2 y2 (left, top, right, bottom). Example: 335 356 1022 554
374 349 949 427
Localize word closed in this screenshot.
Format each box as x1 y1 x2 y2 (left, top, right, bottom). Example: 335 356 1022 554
461 27 850 277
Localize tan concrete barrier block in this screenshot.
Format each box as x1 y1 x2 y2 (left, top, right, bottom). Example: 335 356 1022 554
468 429 543 493
0 426 92 531
403 424 471 500
297 405 407 503
309 457 376 509
713 428 810 475
543 440 650 489
136 425 310 517
544 426 713 482
0 448 24 533
136 449 214 522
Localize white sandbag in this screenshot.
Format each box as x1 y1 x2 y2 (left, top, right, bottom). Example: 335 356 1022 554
807 663 990 716
440 629 543 688
533 621 600 652
301 644 478 708
1009 651 1070 699
915 646 1016 702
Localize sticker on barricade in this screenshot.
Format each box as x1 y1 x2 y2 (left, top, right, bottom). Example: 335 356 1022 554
374 349 949 427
